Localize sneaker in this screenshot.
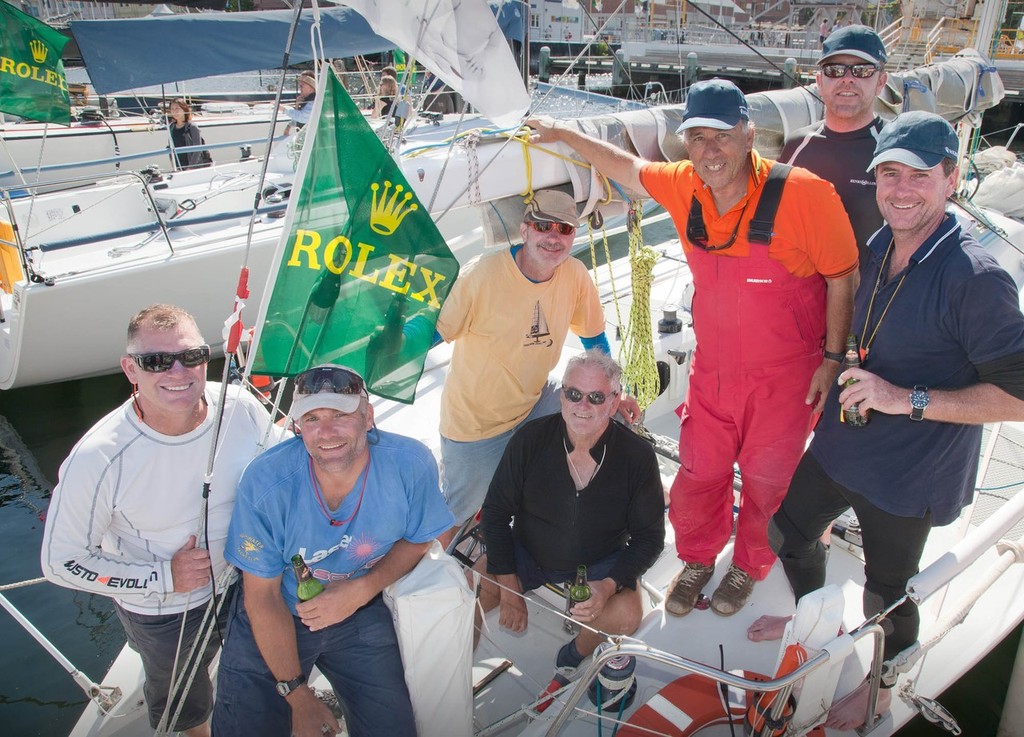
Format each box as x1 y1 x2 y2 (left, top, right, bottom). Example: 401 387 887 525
664 562 715 617
710 564 755 616
535 666 576 713
535 641 586 714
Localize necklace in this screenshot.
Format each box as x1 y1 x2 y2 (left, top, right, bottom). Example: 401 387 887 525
859 238 912 359
563 437 606 490
309 454 369 527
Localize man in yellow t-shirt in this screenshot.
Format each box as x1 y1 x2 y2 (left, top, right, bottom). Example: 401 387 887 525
436 190 636 544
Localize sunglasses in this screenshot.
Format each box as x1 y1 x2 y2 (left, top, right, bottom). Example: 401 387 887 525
820 63 879 79
528 220 576 236
562 386 616 405
294 365 366 397
130 345 211 373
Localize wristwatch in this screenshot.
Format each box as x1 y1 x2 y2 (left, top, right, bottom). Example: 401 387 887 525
909 385 930 421
823 349 844 362
276 673 307 697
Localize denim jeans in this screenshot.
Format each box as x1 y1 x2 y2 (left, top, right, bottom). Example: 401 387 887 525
441 379 561 525
212 590 415 737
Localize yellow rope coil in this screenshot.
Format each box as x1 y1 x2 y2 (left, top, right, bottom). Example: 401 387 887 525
620 205 661 411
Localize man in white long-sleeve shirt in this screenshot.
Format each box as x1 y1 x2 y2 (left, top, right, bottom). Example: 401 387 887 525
40 304 277 737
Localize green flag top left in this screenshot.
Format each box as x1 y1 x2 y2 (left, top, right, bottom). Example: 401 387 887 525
0 2 70 125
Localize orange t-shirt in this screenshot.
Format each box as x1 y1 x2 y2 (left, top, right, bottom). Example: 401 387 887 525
640 152 858 279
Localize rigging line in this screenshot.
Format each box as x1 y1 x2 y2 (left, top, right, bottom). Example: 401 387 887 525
156 568 237 735
239 0 306 267
682 0 822 106
953 194 1024 258
469 559 648 651
406 2 624 226
531 0 631 113
191 6 309 715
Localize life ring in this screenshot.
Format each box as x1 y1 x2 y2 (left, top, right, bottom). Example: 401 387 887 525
618 644 825 737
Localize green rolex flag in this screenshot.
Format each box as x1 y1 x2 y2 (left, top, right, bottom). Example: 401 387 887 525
0 2 70 125
250 69 459 404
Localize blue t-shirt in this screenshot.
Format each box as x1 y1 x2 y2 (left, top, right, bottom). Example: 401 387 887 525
812 214 1024 524
225 431 454 614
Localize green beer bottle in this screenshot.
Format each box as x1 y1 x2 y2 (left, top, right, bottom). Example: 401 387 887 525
569 565 591 604
841 334 869 427
292 554 324 601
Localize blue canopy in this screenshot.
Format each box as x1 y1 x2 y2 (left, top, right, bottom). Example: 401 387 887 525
70 8 394 94
71 4 525 95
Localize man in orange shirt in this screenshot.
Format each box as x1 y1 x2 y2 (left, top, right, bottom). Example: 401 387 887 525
529 79 858 616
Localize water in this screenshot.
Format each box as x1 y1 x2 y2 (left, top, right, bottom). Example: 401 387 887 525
0 218 1020 735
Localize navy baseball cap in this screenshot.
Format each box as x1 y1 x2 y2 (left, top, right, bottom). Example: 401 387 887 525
821 25 888 65
867 111 959 171
677 79 749 133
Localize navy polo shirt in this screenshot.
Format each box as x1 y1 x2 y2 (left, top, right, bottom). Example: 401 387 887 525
811 213 1024 525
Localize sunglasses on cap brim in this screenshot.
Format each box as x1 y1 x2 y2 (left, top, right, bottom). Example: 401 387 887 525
294 365 366 397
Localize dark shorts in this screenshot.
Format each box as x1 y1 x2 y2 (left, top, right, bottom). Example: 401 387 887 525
513 538 624 592
114 588 233 731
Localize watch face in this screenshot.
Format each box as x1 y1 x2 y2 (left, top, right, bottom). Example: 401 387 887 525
911 390 929 409
276 682 290 697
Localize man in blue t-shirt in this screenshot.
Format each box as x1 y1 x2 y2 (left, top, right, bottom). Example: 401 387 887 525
212 364 453 737
748 113 1024 731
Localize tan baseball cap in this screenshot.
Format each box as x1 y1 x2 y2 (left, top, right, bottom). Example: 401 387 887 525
523 190 581 227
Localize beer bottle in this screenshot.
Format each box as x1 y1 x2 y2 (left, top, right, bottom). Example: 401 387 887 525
841 334 869 427
292 554 324 601
569 565 591 604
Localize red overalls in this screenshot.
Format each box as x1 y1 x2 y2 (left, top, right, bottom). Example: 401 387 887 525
668 212 826 580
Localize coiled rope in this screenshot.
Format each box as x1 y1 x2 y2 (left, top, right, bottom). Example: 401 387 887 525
620 205 660 410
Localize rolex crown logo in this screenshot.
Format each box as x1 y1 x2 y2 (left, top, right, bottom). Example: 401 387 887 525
370 181 418 236
29 39 48 64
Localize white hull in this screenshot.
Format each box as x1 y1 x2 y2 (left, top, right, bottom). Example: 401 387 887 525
0 110 287 187
0 106 649 391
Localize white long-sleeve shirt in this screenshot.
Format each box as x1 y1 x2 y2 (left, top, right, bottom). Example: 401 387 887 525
41 383 278 615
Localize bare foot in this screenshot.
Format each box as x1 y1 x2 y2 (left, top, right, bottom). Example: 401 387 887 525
746 614 792 642
825 680 892 731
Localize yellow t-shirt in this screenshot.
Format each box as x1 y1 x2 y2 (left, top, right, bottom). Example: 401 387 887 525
437 248 605 441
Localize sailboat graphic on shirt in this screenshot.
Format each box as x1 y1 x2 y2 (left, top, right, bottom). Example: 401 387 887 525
524 301 554 347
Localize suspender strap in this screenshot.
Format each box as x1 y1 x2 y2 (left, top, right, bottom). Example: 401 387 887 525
747 163 792 245
685 163 792 248
685 195 707 245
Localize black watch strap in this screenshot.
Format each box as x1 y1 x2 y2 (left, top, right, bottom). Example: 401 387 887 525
823 349 844 362
910 385 929 422
276 673 307 697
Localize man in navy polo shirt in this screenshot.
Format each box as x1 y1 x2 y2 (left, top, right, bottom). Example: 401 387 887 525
748 111 1024 730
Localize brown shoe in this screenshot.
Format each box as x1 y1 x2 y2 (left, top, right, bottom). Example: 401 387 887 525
710 564 755 616
664 562 714 616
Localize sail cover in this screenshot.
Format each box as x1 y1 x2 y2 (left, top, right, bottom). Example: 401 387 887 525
70 8 393 94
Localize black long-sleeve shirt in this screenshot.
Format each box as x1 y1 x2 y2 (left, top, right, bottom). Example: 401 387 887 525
169 121 207 170
481 414 665 590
